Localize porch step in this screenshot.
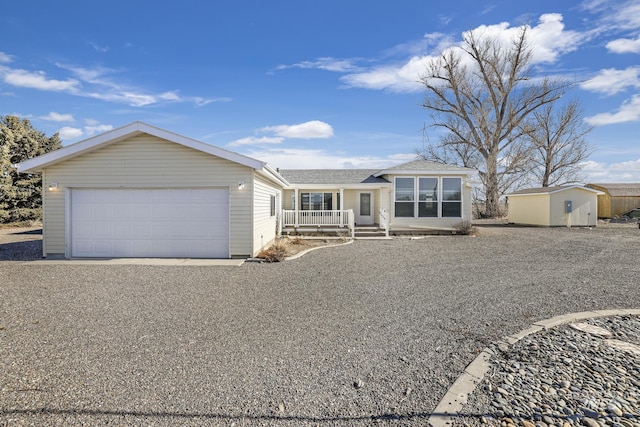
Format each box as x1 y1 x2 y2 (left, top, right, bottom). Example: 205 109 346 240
354 227 388 238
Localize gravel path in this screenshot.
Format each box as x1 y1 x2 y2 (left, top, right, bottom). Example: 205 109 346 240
1 224 639 426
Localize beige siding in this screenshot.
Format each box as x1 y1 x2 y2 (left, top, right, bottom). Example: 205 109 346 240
282 189 294 210
252 174 281 256
510 189 598 227
508 194 551 226
549 189 597 226
42 134 253 257
283 188 387 225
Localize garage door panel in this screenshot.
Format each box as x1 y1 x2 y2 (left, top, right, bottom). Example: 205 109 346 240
71 188 230 258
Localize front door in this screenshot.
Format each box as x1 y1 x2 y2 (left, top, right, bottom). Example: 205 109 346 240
357 192 374 225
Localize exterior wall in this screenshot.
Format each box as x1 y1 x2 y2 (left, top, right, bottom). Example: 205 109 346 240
281 188 388 225
549 189 597 226
42 134 253 257
386 174 473 229
252 173 282 256
508 194 551 226
509 189 598 227
610 196 640 217
587 184 640 218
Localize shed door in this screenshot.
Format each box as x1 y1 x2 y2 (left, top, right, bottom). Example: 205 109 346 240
70 188 230 258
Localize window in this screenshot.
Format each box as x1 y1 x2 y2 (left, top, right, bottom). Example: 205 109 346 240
442 178 462 217
301 192 333 210
418 177 438 217
394 177 415 217
270 195 276 217
394 176 463 218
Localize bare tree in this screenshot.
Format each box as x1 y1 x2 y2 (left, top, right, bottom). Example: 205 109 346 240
421 26 570 217
523 99 593 187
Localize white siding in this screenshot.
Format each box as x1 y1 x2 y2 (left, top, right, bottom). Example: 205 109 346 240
42 134 253 257
252 173 281 255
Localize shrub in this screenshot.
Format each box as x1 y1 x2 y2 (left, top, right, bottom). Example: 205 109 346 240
257 240 289 262
454 220 475 235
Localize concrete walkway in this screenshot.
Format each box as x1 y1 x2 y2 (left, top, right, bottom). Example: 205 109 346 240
25 258 245 266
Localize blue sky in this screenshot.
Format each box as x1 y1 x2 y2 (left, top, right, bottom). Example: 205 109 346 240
1 0 639 182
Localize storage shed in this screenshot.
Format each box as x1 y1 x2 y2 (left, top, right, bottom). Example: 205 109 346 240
507 186 603 227
585 183 640 218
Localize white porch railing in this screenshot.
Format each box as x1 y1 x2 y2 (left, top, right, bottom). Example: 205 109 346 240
282 209 355 237
379 208 390 237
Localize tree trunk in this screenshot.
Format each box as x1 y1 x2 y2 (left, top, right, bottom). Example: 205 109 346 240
484 154 501 218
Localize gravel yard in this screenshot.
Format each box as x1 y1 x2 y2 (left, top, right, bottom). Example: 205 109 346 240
1 224 639 426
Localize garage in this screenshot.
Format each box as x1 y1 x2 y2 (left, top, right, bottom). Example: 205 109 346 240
70 188 229 258
17 122 287 259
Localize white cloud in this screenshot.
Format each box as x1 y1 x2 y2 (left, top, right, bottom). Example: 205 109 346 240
585 94 640 125
240 147 415 170
229 120 334 148
261 120 334 139
342 13 583 93
606 36 640 53
40 112 74 122
58 126 83 140
84 123 113 135
580 67 640 95
88 42 109 53
275 57 362 73
57 120 113 141
1 68 80 92
228 136 284 147
14 62 226 108
582 158 640 182
0 51 12 63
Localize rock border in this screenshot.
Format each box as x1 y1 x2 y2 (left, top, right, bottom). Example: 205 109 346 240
428 308 640 427
284 239 354 261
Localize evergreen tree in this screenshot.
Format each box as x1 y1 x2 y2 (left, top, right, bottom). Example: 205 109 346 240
0 115 62 223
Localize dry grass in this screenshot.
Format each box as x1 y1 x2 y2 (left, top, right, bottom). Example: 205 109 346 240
256 237 339 262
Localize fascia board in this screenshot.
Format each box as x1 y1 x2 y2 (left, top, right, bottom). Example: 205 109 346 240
17 121 267 174
285 183 393 190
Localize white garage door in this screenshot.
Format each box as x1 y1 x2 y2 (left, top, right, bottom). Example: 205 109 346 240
70 188 230 258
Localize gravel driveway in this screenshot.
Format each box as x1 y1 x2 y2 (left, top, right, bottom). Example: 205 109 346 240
1 224 639 426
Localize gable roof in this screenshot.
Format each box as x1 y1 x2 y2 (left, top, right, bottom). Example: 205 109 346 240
509 185 604 196
374 158 476 177
17 121 288 186
587 183 640 197
279 169 389 185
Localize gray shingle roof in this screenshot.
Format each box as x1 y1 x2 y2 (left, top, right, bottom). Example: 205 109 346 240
280 158 476 185
279 169 389 185
377 158 477 174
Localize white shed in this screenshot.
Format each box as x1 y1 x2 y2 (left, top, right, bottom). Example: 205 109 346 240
507 186 604 227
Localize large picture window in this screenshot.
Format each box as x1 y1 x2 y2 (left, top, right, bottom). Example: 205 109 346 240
301 192 333 210
394 176 463 218
442 178 462 217
394 177 415 217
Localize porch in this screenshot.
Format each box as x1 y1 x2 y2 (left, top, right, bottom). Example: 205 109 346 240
280 209 390 238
